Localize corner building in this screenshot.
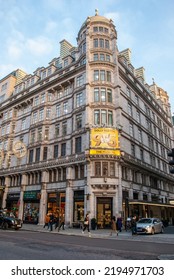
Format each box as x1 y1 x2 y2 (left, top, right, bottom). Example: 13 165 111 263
0 12 174 227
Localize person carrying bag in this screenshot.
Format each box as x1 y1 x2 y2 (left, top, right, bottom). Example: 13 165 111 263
82 213 91 236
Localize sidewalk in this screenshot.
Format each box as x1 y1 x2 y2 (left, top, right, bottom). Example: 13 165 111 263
21 223 174 244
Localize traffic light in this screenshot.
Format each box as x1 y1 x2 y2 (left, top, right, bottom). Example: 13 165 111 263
168 148 174 174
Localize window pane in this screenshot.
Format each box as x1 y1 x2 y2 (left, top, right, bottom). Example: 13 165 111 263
55 123 60 137
94 110 100 125
61 143 66 156
76 92 82 107
54 145 59 158
103 162 108 176
101 110 107 124
62 121 67 136
43 147 48 160
100 54 105 61
94 70 99 81
94 88 100 102
93 39 98 48
110 162 115 176
99 38 104 48
107 89 112 102
100 70 105 81
101 88 106 102
56 104 61 117
105 40 109 49
95 162 101 176
106 71 111 82
37 127 42 141
76 114 82 129
63 102 68 114
108 111 113 125
94 54 98 61
75 137 82 153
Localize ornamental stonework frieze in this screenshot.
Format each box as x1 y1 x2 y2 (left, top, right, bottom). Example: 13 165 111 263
91 184 116 190
90 81 114 87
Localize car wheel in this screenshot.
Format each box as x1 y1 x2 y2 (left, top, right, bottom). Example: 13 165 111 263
151 228 155 235
3 222 9 230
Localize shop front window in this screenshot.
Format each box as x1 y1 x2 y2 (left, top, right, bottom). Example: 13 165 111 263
23 191 41 224
23 202 39 224
74 191 84 222
47 192 65 216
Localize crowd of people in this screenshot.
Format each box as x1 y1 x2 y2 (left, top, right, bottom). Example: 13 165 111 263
43 212 65 232
44 212 138 237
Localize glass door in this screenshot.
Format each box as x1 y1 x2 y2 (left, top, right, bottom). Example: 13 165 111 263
97 197 112 228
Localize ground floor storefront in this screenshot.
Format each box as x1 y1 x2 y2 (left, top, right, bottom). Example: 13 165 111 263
2 188 174 228
124 200 174 225
2 187 119 228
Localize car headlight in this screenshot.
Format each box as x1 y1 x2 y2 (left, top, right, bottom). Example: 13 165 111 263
145 225 151 229
11 220 15 224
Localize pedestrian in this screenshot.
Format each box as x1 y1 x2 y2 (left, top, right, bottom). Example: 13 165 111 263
110 216 118 236
131 215 137 235
58 213 65 232
116 217 122 232
125 217 131 231
49 213 54 232
43 213 50 229
54 214 59 230
82 213 91 237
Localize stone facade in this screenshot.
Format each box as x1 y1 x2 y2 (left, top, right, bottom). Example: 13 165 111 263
0 12 174 227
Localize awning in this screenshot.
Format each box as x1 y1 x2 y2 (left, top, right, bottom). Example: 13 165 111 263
128 200 174 208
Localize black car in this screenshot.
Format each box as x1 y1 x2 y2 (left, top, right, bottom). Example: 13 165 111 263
0 210 22 230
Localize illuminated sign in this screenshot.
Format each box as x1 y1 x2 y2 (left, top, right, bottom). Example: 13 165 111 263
90 128 120 155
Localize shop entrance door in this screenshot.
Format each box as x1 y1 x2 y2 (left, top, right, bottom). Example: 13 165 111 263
97 197 112 229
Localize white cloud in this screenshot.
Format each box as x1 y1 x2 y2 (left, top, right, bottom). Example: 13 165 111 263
104 11 135 50
104 12 120 23
0 64 17 78
26 36 53 56
7 43 22 59
45 20 58 33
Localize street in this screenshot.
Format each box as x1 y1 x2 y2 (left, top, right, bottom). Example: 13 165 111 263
0 228 174 260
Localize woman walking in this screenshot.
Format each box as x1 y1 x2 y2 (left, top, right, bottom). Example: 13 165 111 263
58 213 65 232
43 213 50 229
110 216 118 236
82 214 91 237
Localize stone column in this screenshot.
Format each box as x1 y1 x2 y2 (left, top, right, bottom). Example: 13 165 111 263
129 188 133 199
18 185 25 220
147 191 151 201
89 191 95 218
38 171 49 225
39 183 47 225
2 177 10 209
65 180 73 226
138 191 143 201
2 186 8 209
117 163 123 215
18 174 28 220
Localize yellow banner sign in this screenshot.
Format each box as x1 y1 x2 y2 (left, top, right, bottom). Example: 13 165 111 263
90 128 120 155
90 149 120 155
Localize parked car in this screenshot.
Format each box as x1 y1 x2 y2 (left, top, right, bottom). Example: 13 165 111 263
0 210 22 230
136 218 164 235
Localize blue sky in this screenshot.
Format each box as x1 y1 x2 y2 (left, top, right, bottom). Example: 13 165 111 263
0 0 174 112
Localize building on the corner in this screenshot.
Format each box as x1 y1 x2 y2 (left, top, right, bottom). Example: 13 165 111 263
0 11 174 227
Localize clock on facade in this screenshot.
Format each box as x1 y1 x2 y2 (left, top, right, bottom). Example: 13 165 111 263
13 141 27 158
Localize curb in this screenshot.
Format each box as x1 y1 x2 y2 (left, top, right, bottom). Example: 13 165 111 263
158 254 174 260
